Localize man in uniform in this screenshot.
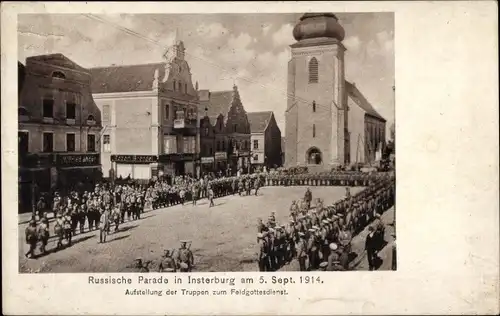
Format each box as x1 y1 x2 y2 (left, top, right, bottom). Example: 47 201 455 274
257 232 269 271
54 213 64 250
25 219 38 259
99 207 110 244
296 232 308 271
304 188 312 210
37 217 50 255
159 249 177 272
176 240 194 272
253 176 260 196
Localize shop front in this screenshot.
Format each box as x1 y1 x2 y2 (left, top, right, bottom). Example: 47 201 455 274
200 156 215 176
159 153 199 177
111 154 157 181
214 152 229 176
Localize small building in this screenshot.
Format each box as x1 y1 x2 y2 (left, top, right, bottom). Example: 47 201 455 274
197 85 251 175
247 111 282 170
90 40 200 180
18 54 103 211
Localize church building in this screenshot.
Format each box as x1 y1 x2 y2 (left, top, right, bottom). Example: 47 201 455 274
285 13 386 169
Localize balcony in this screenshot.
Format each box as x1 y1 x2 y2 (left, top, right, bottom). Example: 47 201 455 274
173 118 197 129
19 152 100 169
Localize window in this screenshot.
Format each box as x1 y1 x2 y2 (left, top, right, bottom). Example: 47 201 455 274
184 83 187 93
18 131 29 154
313 124 316 138
103 134 111 152
87 115 95 122
253 154 258 161
233 123 237 132
66 133 75 152
42 99 54 118
87 134 96 152
178 81 182 92
173 80 177 91
309 57 319 83
18 107 29 116
164 103 169 120
204 127 209 136
66 102 76 119
312 101 316 113
253 139 259 150
102 105 110 122
52 71 66 79
42 132 53 152
163 135 177 154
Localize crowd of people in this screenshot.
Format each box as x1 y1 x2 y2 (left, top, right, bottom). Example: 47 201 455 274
24 173 266 259
24 170 395 272
256 174 395 271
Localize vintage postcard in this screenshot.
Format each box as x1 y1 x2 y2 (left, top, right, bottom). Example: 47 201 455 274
2 1 499 315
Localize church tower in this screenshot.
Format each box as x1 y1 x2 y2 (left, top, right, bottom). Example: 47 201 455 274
285 13 347 169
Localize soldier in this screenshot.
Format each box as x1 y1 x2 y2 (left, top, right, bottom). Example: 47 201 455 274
208 185 215 207
320 220 330 261
253 176 260 196
25 220 38 259
365 226 378 271
257 218 267 235
159 249 177 272
63 210 73 246
286 220 297 261
296 232 308 271
326 243 343 271
318 261 328 271
99 207 110 244
304 188 312 210
191 184 198 206
37 218 50 255
257 232 269 271
112 204 121 232
176 240 194 272
130 258 149 272
54 214 64 249
338 224 352 255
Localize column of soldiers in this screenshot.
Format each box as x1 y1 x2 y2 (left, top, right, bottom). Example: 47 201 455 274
256 176 395 271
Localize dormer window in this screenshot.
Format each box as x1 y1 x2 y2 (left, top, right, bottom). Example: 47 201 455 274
52 71 66 79
87 115 96 125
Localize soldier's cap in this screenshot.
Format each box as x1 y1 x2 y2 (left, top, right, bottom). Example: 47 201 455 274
368 226 375 231
312 225 319 230
164 268 175 272
298 232 305 237
329 243 338 251
319 262 328 268
322 220 329 224
308 228 316 233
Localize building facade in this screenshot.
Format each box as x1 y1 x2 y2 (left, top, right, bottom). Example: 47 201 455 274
247 111 283 170
18 54 103 211
285 13 386 169
91 40 200 180
197 85 251 175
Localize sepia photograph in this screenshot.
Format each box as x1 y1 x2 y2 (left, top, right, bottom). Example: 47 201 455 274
17 11 395 273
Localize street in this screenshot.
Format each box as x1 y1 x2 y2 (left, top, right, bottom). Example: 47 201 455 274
19 186 394 273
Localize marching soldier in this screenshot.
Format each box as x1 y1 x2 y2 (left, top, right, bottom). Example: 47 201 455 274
253 176 260 196
25 219 38 259
304 188 312 210
99 207 110 244
63 210 73 246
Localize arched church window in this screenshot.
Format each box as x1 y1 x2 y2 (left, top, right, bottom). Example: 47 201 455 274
51 71 66 79
313 124 316 138
306 147 322 165
308 57 319 83
173 80 177 91
312 101 316 112
87 115 95 121
178 81 182 92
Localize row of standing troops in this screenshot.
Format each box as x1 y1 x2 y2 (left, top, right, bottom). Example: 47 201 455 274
257 177 395 271
265 172 394 187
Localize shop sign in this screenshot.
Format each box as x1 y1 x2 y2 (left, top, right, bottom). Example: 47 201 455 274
111 155 158 164
57 154 100 167
215 152 227 160
201 157 215 164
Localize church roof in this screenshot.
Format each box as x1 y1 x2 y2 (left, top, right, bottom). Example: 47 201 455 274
345 81 386 121
90 62 166 93
247 111 273 133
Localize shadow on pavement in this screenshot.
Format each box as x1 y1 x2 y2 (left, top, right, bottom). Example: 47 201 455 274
34 235 95 259
116 224 139 233
109 234 130 243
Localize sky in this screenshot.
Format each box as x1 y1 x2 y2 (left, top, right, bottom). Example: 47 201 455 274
18 13 394 133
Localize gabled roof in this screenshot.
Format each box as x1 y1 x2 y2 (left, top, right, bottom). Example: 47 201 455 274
90 62 166 94
205 90 234 125
26 53 88 73
247 111 273 133
345 81 386 121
